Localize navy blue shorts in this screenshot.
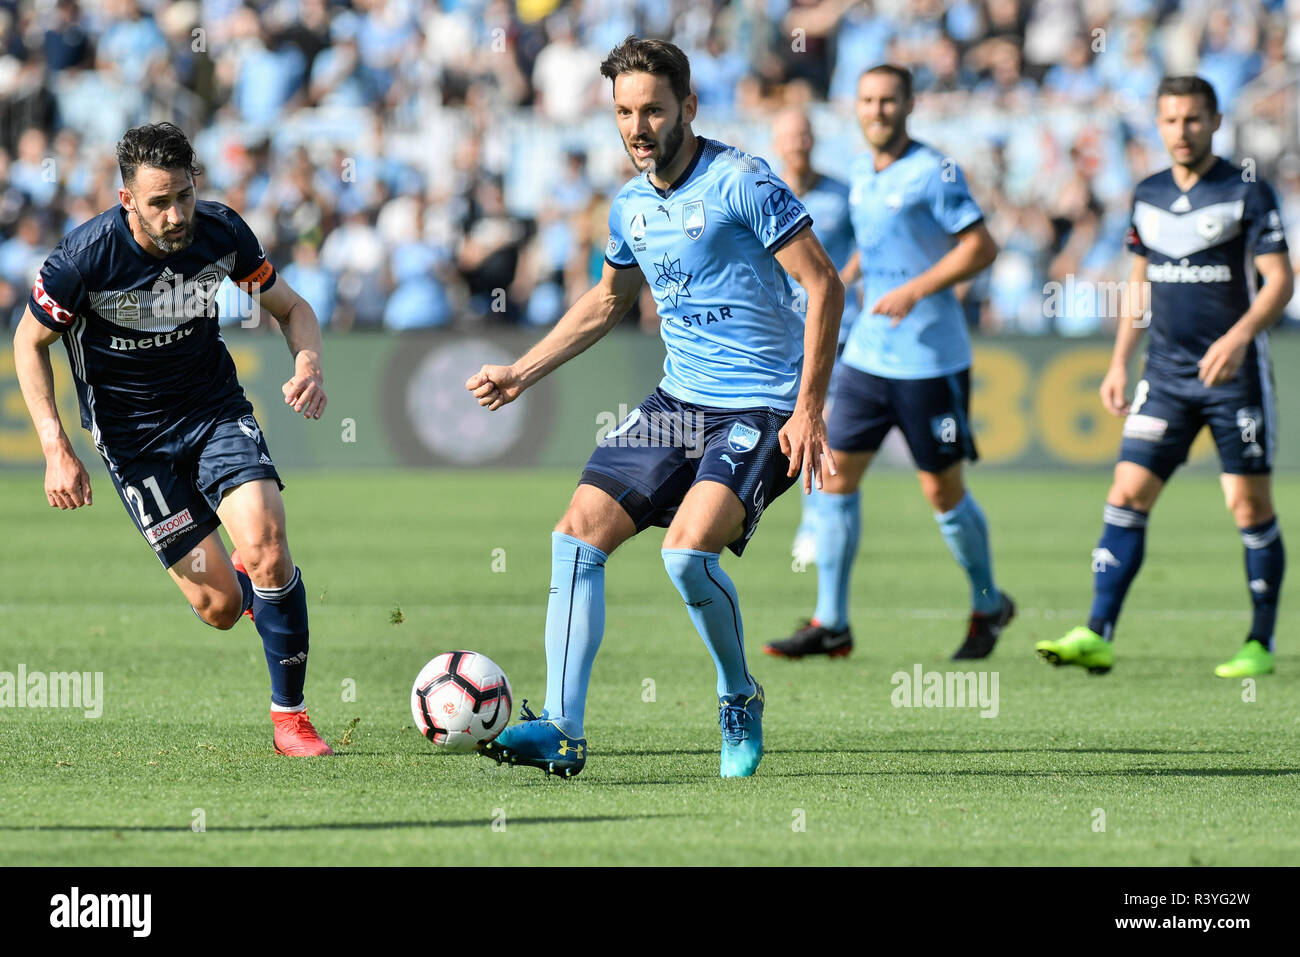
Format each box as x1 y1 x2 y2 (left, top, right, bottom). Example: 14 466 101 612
580 388 796 556
99 397 283 568
1119 372 1274 480
826 364 978 473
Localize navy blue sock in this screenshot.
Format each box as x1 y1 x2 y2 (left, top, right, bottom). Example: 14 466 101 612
1241 518 1284 651
235 568 254 616
253 567 310 709
1087 504 1148 641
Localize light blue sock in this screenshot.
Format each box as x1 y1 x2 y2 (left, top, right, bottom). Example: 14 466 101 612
542 532 607 738
795 484 822 540
662 548 755 698
935 494 1001 614
812 491 860 630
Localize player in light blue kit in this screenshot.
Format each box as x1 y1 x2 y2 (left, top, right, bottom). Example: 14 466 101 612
770 108 861 567
765 64 1012 662
466 37 844 778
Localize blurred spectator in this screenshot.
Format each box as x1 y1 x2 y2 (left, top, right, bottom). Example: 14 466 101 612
280 241 337 329
0 0 1297 337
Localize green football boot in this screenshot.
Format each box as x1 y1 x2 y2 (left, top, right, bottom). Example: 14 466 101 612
1035 626 1114 674
1214 639 1274 678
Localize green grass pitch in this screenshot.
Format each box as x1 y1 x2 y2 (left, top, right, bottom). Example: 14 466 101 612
1 468 1297 866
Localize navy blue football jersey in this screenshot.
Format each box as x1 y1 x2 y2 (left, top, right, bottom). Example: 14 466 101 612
1127 159 1288 382
29 200 277 454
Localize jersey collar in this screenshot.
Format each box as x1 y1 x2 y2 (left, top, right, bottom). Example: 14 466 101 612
649 137 706 199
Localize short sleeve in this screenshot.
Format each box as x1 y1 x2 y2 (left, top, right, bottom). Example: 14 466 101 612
1246 180 1288 258
725 158 812 251
29 243 86 331
926 159 983 236
604 195 637 269
228 207 278 292
1125 193 1147 256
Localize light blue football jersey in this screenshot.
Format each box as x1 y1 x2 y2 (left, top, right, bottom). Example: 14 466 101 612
788 173 858 342
605 137 813 411
842 140 983 379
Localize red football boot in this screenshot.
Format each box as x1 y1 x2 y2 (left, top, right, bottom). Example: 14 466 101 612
272 710 335 756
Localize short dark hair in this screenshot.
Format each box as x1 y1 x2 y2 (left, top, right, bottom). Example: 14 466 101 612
116 122 200 187
1156 75 1218 115
599 35 692 104
861 64 913 100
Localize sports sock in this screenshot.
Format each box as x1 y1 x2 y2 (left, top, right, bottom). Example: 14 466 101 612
542 532 607 739
1240 518 1284 652
795 485 822 543
234 566 254 615
811 491 860 631
935 493 1001 614
662 548 755 698
1087 504 1147 641
253 566 310 709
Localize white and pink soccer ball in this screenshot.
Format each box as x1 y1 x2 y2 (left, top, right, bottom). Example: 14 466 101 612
410 651 512 752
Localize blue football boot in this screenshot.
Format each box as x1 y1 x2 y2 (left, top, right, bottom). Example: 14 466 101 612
478 701 586 778
718 682 764 778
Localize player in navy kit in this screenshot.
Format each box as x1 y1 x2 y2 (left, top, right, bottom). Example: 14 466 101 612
466 37 844 778
14 123 335 753
1037 76 1294 677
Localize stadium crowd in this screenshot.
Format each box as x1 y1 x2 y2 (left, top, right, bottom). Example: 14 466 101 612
0 0 1296 333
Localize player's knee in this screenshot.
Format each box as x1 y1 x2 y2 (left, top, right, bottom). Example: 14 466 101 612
239 540 293 587
921 471 964 512
820 469 858 495
925 483 964 513
1107 483 1154 512
194 590 243 630
554 509 622 552
1225 490 1273 527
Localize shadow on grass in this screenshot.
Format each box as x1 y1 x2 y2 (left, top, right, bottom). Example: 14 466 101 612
598 747 1250 757
0 813 688 833
753 767 1300 779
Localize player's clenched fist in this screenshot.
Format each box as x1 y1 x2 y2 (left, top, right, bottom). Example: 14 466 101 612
45 446 92 509
467 364 524 411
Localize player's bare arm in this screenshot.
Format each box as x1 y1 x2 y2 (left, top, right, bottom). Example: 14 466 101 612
13 307 92 509
257 277 327 420
1101 254 1150 416
467 262 644 411
775 225 845 492
872 220 997 326
1198 251 1294 387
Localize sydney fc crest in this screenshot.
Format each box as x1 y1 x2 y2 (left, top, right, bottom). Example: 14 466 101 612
727 423 760 453
682 201 706 240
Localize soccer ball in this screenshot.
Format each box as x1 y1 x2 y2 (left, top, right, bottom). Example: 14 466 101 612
410 651 513 752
